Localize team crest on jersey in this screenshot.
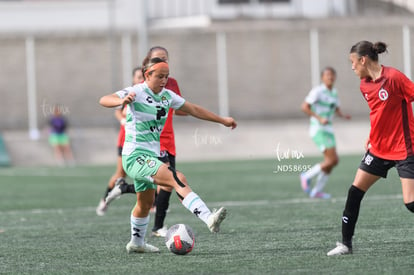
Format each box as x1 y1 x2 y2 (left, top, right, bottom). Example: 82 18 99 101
378 88 389 101
147 159 156 168
161 96 169 106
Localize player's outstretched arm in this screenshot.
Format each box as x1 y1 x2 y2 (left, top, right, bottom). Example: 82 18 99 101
99 92 136 108
179 101 237 129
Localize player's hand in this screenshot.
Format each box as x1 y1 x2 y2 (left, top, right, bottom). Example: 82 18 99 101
222 117 237 129
364 137 371 151
319 117 329 125
123 92 136 105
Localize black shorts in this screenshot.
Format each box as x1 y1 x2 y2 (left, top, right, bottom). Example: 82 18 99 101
158 150 176 169
359 151 414 179
117 146 123 157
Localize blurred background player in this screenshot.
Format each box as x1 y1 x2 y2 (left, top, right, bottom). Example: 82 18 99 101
99 57 236 253
96 67 144 216
300 67 351 199
48 104 74 166
327 41 414 256
105 46 186 237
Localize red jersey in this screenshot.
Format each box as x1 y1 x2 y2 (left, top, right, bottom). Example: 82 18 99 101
160 77 182 156
117 124 125 148
360 66 414 160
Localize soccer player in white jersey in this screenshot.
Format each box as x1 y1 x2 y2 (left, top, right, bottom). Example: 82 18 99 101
300 67 351 199
99 57 237 253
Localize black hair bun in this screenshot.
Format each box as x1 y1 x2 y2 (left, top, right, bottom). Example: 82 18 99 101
372 42 387 54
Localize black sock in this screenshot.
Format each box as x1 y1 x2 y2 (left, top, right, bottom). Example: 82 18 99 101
153 190 158 207
342 185 365 248
103 187 112 199
153 190 172 231
119 184 136 194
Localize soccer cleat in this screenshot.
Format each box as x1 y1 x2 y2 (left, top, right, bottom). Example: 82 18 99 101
151 226 168 237
300 173 311 194
105 178 126 205
126 241 160 253
207 207 227 233
310 192 331 199
327 242 352 256
96 199 107 216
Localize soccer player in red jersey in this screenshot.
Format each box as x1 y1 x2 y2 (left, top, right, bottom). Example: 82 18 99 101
96 67 144 216
328 41 414 256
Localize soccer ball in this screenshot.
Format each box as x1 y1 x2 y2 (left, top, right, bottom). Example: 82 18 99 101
165 224 195 255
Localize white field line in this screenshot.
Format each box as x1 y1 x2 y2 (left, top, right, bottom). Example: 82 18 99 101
0 194 403 216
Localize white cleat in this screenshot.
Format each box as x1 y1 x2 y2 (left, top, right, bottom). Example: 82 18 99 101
327 242 352 256
126 241 160 253
96 199 107 216
207 207 227 233
105 178 125 205
151 226 168 238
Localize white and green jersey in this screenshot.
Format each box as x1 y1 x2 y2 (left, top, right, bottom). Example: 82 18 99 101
305 84 339 136
116 82 186 157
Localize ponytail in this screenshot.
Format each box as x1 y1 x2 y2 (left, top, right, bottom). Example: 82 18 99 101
350 41 387 62
372 42 387 55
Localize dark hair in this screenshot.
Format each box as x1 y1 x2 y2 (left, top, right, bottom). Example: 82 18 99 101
350 41 387 62
148 46 169 57
141 46 169 69
132 66 142 76
321 66 336 77
142 57 167 80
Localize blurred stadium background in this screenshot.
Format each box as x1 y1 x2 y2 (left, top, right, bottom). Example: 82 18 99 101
0 0 413 166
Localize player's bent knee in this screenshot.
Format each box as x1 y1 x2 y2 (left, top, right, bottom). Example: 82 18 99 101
405 201 414 213
168 166 186 188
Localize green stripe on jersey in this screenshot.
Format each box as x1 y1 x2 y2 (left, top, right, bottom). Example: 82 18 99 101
315 100 335 108
116 82 186 157
136 118 167 132
136 132 159 143
133 102 162 117
306 84 339 132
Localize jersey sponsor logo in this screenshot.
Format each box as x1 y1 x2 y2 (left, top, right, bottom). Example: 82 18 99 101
364 154 374 166
378 88 389 101
146 96 153 103
149 125 161 133
156 106 166 120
